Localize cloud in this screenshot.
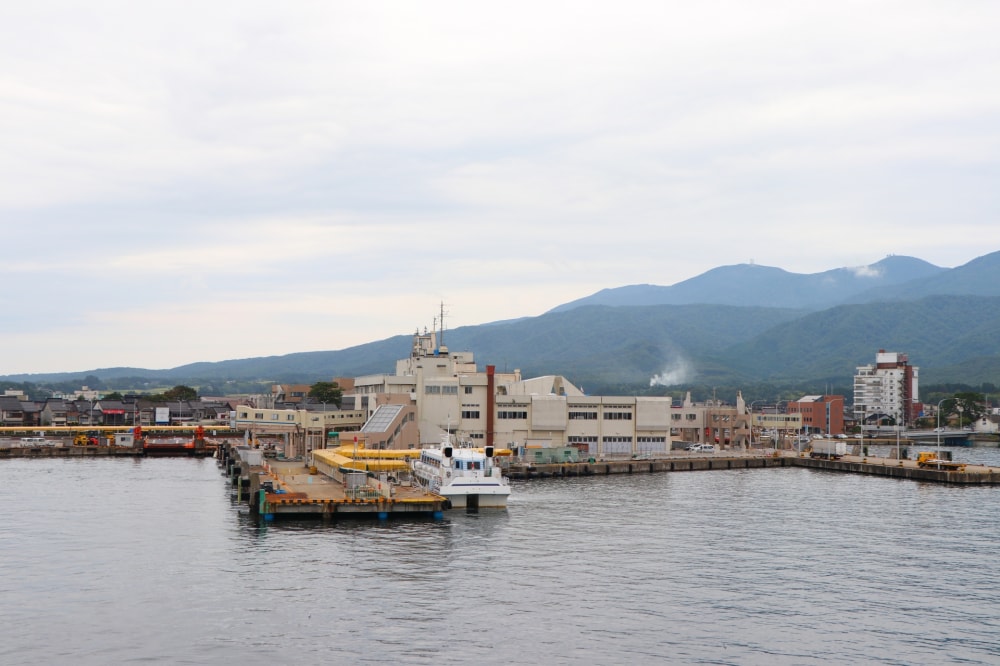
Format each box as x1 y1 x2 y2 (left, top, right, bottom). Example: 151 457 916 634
1 2 999 373
849 265 884 279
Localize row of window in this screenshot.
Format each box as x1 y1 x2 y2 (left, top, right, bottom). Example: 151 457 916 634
244 412 297 421
424 386 459 395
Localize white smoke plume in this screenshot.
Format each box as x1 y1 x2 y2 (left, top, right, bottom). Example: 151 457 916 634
649 357 693 387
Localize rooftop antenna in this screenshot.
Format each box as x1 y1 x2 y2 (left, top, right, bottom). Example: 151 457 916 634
439 300 449 349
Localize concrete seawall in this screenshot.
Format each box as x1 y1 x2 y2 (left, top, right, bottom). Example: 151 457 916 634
507 455 787 479
505 453 1000 485
0 445 143 458
792 455 1000 484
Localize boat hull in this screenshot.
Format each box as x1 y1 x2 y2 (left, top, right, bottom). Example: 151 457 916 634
442 490 510 509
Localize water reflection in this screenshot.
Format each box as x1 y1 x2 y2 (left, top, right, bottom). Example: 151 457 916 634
3 454 1000 664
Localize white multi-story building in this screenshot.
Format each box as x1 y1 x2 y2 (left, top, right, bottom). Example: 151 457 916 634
349 325 751 457
853 350 919 429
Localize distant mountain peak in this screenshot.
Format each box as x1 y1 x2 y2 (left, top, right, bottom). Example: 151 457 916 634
547 255 945 313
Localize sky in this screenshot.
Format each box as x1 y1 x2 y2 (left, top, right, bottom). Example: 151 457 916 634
2 2 999 375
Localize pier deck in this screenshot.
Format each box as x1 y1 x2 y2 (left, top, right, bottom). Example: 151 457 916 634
504 451 1000 484
220 444 448 520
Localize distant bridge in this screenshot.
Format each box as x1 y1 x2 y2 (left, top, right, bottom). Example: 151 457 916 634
902 429 973 446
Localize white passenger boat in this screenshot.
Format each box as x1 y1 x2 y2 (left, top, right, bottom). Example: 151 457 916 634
410 434 511 510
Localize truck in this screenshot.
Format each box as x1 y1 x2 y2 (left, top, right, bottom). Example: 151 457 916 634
810 439 847 460
916 451 966 472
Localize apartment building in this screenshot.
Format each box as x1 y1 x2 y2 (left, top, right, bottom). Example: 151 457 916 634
853 350 919 429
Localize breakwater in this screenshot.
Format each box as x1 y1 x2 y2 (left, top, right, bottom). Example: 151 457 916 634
505 452 1000 484
0 445 143 458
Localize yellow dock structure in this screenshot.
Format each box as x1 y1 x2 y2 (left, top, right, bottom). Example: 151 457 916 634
219 443 450 520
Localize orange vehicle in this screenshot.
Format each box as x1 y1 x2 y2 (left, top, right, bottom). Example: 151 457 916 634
916 451 966 471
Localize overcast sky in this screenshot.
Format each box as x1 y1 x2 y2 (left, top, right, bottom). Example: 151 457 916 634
2 2 998 375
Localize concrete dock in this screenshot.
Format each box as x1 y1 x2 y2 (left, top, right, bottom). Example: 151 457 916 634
0 443 143 458
504 451 1000 484
219 442 449 520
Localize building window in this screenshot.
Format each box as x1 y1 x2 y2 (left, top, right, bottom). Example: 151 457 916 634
442 386 458 395
497 411 528 419
603 412 633 420
464 386 473 394
569 411 597 420
461 410 480 419
425 386 441 394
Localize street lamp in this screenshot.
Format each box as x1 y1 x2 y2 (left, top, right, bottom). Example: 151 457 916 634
937 397 949 460
896 412 903 460
774 400 788 452
749 400 763 448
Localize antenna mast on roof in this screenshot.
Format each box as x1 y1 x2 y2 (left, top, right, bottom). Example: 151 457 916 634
439 300 448 348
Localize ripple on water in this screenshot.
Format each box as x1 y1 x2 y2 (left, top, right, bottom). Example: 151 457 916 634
2 457 1000 664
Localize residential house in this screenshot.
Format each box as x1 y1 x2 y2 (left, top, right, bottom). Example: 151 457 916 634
40 399 70 426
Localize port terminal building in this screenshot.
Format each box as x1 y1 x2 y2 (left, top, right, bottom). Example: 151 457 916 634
194 325 822 460
231 327 817 460
344 327 765 458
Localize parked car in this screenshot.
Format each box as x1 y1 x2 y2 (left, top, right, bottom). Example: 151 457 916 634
687 443 716 453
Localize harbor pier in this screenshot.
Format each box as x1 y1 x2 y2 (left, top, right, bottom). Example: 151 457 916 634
504 451 1000 485
506 454 787 479
218 442 449 520
0 443 143 458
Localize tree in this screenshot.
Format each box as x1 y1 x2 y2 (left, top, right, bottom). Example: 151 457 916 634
82 374 104 390
953 392 986 425
163 385 198 401
309 381 342 406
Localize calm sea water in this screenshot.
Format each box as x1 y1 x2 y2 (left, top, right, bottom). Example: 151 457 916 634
2 447 1000 665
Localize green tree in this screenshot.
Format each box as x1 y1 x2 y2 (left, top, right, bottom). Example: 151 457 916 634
102 391 124 401
163 385 198 401
953 392 986 425
309 381 342 406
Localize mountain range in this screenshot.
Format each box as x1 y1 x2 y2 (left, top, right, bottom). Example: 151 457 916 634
6 251 1000 394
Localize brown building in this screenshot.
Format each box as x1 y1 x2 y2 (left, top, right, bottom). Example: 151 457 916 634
788 395 845 436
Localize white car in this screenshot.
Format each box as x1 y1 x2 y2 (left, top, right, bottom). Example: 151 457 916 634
688 444 716 453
